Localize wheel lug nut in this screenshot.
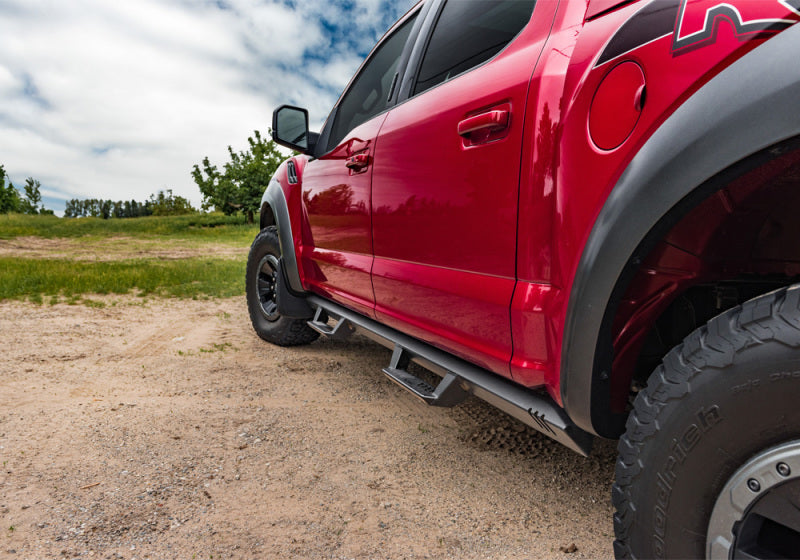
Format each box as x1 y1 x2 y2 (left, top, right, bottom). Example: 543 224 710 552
777 462 791 477
747 478 761 492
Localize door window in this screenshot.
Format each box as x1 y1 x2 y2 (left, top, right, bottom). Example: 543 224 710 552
414 0 536 96
329 14 418 150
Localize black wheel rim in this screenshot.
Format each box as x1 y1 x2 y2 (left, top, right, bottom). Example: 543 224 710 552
707 440 800 559
256 254 280 322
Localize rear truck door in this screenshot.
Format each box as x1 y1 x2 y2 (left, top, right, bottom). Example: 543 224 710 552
370 0 557 377
300 10 421 318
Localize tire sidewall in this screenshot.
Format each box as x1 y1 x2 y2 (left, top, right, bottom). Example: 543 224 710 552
246 229 279 331
628 347 800 558
245 227 318 346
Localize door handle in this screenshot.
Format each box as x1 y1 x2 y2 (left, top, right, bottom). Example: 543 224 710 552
346 153 370 171
457 109 510 138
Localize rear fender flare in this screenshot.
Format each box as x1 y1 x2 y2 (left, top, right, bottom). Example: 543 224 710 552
561 24 800 437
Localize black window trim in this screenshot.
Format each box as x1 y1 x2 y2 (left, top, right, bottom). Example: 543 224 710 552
395 0 445 103
314 1 431 158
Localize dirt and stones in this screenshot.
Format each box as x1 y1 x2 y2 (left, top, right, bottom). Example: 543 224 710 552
0 296 616 559
0 236 245 262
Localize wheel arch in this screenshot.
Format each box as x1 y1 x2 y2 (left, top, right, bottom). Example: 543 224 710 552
259 200 276 231
561 23 800 438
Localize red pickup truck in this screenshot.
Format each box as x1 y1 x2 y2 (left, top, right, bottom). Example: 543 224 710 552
247 0 800 556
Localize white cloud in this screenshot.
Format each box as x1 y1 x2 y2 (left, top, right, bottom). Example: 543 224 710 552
0 0 414 214
0 65 18 97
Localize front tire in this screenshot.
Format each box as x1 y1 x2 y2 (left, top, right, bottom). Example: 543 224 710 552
613 285 800 558
246 227 319 347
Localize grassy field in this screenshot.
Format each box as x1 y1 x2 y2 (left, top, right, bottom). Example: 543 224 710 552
0 212 255 243
0 213 258 303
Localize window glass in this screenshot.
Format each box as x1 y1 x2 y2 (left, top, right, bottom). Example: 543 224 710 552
329 14 417 149
414 0 536 96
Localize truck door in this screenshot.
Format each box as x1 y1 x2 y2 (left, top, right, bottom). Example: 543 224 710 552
301 11 420 318
370 0 556 376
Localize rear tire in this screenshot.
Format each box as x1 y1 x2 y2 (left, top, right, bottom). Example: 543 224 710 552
246 227 319 347
613 285 800 559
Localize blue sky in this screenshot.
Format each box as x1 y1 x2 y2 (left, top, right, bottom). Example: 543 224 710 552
0 0 415 214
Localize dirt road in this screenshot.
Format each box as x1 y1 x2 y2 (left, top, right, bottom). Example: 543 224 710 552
0 296 616 559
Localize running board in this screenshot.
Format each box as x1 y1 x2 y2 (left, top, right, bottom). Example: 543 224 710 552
305 295 593 456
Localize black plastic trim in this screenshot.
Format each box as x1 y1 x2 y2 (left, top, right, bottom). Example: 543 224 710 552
274 258 314 319
396 0 445 102
286 161 298 185
386 3 430 106
561 24 800 437
272 105 314 154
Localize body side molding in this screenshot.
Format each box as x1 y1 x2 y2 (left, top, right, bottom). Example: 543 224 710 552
561 24 800 436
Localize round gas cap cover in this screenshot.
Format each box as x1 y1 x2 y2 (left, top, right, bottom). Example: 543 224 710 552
589 61 646 151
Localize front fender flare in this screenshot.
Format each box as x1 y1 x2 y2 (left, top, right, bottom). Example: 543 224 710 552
261 179 304 294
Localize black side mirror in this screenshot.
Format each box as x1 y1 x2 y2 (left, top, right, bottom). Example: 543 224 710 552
272 105 315 154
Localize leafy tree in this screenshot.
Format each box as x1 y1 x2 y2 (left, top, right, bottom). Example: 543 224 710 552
64 199 78 218
191 130 285 223
112 201 124 219
19 177 43 215
0 170 51 215
149 189 195 216
0 165 21 214
100 199 112 220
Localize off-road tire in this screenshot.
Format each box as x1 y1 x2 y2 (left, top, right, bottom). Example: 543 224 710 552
246 227 319 347
613 285 800 558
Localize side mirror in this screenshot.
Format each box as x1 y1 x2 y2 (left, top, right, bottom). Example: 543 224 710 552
272 105 315 154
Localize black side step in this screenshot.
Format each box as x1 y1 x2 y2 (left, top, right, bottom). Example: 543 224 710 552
383 345 468 407
307 307 353 340
305 295 594 456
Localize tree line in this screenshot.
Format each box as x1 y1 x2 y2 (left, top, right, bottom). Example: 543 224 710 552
2 129 286 221
63 190 195 219
0 166 53 215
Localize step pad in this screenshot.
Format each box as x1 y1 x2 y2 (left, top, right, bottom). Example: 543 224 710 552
307 308 352 340
382 346 467 407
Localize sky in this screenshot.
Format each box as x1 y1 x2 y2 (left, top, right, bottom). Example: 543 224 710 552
0 0 416 214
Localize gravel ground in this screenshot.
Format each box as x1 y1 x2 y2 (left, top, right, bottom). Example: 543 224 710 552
0 296 616 559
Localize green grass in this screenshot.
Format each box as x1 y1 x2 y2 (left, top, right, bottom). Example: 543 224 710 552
0 214 258 302
0 213 257 245
0 257 245 302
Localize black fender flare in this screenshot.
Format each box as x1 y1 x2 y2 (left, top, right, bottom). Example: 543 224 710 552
260 178 305 294
561 24 800 437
